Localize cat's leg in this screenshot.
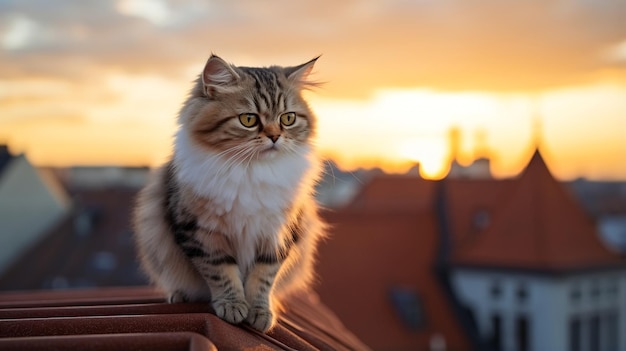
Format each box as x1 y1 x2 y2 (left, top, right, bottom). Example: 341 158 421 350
245 226 303 332
245 253 284 332
177 230 248 324
201 255 248 324
244 257 281 332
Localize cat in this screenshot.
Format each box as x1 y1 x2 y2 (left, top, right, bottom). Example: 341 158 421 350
132 54 326 333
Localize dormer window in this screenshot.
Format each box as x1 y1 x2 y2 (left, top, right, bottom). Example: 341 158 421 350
389 287 425 330
473 209 491 231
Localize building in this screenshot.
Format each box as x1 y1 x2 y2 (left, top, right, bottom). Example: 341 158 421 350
446 127 493 180
449 150 626 351
0 164 371 350
0 187 147 291
567 179 626 254
315 149 626 351
317 177 473 350
0 145 70 275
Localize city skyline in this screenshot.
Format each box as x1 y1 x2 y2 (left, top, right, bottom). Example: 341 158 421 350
1 0 626 180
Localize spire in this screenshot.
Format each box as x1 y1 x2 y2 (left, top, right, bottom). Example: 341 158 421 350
473 128 488 159
531 97 543 150
448 126 461 162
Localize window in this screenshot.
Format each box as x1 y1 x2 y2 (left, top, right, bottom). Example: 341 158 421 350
490 314 502 351
516 315 530 351
388 287 425 330
569 285 581 303
569 317 581 351
491 280 502 299
589 315 600 351
473 209 491 230
605 312 618 351
590 280 600 300
516 284 528 303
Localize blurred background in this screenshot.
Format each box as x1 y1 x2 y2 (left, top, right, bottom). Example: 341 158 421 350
1 1 625 350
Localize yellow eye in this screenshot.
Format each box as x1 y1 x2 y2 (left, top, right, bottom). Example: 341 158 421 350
280 112 297 126
238 113 258 128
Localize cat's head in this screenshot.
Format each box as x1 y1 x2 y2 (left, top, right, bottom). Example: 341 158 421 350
179 55 319 162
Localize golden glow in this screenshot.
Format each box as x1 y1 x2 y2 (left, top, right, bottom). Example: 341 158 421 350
397 139 449 179
2 81 626 180
311 85 626 180
1 1 626 180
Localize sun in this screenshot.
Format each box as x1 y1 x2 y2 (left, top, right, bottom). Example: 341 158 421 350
397 139 449 179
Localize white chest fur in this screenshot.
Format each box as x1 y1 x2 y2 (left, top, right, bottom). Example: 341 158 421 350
173 130 315 263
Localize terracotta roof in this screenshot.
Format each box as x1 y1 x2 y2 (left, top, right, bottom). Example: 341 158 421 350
346 175 434 212
0 185 370 350
453 150 625 272
0 286 369 350
317 177 471 350
443 178 515 246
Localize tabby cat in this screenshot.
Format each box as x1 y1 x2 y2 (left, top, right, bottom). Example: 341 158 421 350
133 55 325 332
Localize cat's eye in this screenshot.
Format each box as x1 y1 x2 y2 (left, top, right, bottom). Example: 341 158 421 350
280 112 297 126
238 113 259 128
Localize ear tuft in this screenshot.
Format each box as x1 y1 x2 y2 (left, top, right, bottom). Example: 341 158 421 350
202 55 240 97
285 56 320 88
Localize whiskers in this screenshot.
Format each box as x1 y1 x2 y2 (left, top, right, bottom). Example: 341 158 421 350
188 138 314 189
209 141 262 178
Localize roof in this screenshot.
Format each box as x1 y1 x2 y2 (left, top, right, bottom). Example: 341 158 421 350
452 150 625 272
0 188 146 290
316 177 471 350
0 286 369 350
0 145 11 178
443 178 515 246
346 175 435 212
0 184 371 350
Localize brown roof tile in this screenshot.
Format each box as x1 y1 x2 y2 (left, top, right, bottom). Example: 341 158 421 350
346 176 435 212
317 175 470 351
453 150 625 271
0 287 370 351
443 178 515 246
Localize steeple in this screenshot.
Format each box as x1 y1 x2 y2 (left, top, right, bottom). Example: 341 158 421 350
448 126 461 162
531 98 544 150
453 150 623 271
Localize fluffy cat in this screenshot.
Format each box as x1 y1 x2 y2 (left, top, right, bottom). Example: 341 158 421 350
133 55 325 332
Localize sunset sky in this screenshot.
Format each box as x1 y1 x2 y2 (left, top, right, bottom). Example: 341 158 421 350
1 0 625 180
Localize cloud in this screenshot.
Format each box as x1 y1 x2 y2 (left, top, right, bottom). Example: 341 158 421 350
0 0 625 97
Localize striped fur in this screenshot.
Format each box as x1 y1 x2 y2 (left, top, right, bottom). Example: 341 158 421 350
133 55 325 332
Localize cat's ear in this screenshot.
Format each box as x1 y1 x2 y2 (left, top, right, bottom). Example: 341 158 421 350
285 56 320 88
202 55 240 97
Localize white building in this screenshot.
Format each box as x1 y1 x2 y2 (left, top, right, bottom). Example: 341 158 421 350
0 146 71 274
449 150 626 351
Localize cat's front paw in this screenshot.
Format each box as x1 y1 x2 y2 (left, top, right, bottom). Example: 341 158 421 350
168 290 188 303
213 299 249 324
246 306 275 332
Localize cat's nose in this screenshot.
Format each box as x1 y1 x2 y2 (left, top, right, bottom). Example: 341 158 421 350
267 134 280 143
